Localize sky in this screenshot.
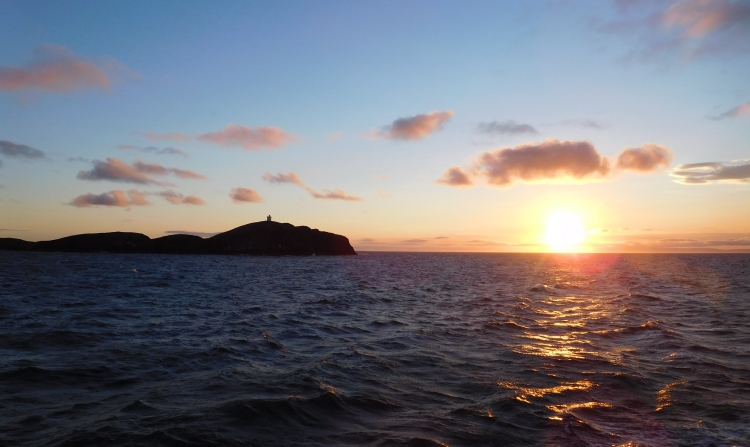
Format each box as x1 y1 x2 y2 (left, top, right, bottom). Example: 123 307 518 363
1 0 749 252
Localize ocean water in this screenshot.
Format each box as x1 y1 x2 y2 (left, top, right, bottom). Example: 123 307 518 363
1 252 749 447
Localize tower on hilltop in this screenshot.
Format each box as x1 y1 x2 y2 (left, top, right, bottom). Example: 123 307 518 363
267 215 272 222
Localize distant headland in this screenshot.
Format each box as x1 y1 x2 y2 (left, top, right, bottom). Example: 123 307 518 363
0 218 357 256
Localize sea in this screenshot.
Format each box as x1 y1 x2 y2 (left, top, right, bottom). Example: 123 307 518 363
1 251 749 447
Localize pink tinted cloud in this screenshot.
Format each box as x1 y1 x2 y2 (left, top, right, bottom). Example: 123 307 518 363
230 187 264 203
663 0 750 37
712 101 750 120
77 158 206 184
0 45 138 93
133 160 206 179
158 190 206 205
475 139 611 186
262 171 304 185
77 158 157 184
305 188 362 201
197 124 294 150
144 132 192 142
615 144 673 172
436 166 473 186
70 189 150 208
376 110 454 140
262 171 362 201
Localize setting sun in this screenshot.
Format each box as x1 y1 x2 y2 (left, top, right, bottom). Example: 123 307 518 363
544 211 586 251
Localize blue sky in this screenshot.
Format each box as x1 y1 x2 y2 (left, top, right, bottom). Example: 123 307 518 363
1 0 749 251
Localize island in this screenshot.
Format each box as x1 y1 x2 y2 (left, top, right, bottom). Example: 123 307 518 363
0 219 357 256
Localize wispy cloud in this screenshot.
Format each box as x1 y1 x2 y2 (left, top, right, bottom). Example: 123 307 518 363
0 140 45 159
70 189 150 208
197 124 294 150
671 160 750 184
263 171 362 201
76 158 206 185
306 188 362 201
601 0 750 63
401 239 428 244
374 110 454 140
477 120 538 135
144 124 295 151
144 132 191 142
0 45 138 93
710 101 750 120
229 187 263 203
552 119 609 129
157 190 206 205
467 239 507 246
262 171 304 185
615 144 673 172
327 131 343 141
118 144 188 157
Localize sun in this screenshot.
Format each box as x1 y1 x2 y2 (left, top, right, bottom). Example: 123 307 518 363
544 211 586 251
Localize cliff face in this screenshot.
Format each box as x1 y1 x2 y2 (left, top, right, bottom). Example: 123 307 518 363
0 221 356 256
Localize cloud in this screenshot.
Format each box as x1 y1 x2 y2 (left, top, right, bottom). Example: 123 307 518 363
615 144 673 172
77 158 156 184
306 188 362 201
262 171 304 185
118 144 188 157
77 158 206 184
0 45 138 93
467 240 507 246
553 119 608 129
711 101 750 120
70 189 150 208
263 171 362 201
474 139 611 186
439 139 674 187
143 124 294 151
375 110 454 140
67 156 88 163
671 160 750 184
144 132 191 142
132 160 206 179
197 124 294 150
601 0 750 63
707 238 750 246
401 239 428 244
157 190 205 205
165 230 219 237
0 140 45 159
477 120 538 135
230 187 263 203
663 0 750 38
437 166 473 186
328 131 343 141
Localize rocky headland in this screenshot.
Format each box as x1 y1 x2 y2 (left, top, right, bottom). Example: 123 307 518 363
0 221 356 256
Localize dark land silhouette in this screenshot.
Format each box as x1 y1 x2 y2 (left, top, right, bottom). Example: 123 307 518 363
0 221 356 255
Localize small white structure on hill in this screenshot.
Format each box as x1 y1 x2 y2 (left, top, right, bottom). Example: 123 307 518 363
267 215 272 222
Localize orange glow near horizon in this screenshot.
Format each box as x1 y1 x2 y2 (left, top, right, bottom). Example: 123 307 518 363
544 211 586 252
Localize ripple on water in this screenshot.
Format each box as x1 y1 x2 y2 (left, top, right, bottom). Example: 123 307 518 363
0 251 749 446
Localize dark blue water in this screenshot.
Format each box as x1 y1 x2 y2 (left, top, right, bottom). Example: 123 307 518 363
1 252 749 447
